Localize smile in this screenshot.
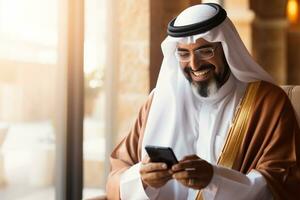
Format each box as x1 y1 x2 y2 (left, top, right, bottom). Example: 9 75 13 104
188 67 213 82
192 69 210 77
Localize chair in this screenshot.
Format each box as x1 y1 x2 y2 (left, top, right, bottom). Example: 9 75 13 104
281 85 300 125
87 85 300 200
86 194 107 200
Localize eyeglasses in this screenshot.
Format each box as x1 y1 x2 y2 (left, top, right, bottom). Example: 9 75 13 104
175 46 218 62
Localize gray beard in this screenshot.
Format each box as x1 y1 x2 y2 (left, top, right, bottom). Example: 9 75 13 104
191 77 220 97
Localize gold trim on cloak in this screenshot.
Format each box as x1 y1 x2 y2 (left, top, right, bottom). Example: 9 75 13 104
195 81 261 200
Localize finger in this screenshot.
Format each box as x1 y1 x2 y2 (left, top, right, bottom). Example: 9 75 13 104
172 169 199 179
172 160 200 172
151 175 172 183
140 162 168 173
180 154 199 161
176 178 189 186
142 170 172 182
176 178 200 189
177 176 212 190
143 175 172 188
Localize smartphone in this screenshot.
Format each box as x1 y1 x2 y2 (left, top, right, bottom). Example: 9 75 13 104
145 145 178 168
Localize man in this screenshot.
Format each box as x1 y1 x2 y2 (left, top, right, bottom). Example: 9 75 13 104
107 3 300 200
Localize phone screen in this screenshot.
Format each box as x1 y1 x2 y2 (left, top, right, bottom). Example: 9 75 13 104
145 145 178 168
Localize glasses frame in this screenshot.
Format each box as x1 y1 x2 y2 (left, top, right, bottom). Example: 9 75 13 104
175 45 218 62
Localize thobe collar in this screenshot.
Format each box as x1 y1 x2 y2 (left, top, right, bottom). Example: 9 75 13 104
191 72 236 105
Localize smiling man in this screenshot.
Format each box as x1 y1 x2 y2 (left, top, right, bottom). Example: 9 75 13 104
106 3 300 200
176 39 229 97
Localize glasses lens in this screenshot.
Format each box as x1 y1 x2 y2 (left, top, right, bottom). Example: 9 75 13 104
175 46 215 62
196 48 214 60
176 50 190 62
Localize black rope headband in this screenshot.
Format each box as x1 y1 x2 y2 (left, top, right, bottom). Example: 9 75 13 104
167 3 227 37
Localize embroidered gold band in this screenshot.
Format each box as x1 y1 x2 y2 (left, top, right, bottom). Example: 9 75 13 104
195 81 261 200
217 81 260 167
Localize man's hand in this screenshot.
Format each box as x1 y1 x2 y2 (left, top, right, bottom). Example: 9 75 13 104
172 155 213 190
139 156 173 189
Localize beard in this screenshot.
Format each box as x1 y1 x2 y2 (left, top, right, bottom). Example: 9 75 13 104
184 63 230 97
192 77 219 97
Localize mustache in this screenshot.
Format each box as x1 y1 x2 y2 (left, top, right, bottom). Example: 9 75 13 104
184 64 215 73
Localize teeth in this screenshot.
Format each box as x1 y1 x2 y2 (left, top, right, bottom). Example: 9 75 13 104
193 69 210 77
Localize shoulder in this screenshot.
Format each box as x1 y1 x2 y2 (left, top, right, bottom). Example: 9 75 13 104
258 81 286 94
251 81 291 110
255 81 289 101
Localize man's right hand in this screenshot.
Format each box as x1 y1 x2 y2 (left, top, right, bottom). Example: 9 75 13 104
139 156 173 189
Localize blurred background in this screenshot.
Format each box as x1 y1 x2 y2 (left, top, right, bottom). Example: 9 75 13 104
0 0 299 199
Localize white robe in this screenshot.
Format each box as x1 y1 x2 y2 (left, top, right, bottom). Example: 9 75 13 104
119 74 273 200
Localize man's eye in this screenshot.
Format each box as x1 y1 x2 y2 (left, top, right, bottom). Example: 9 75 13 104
199 49 212 55
178 52 189 57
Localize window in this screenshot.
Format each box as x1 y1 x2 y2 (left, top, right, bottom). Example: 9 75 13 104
83 0 107 198
0 0 58 199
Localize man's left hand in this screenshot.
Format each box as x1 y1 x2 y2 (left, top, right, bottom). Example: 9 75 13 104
172 154 213 190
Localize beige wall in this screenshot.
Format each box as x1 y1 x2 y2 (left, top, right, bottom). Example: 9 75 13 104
150 0 200 90
251 0 289 85
287 27 300 84
225 0 254 52
116 0 150 140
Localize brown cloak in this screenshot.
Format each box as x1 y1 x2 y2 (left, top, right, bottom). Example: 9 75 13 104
106 81 300 200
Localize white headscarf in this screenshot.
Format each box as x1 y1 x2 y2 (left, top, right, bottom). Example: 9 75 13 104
142 3 274 155
140 4 275 199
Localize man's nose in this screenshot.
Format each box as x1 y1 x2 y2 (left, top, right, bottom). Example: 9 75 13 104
190 54 201 71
